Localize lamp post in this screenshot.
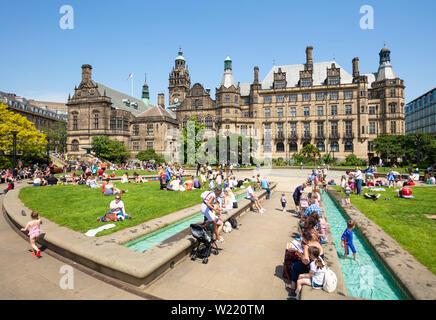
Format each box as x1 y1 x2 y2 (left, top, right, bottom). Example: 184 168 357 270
46 137 50 161
11 130 18 169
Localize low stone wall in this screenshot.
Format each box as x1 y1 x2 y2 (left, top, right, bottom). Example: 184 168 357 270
327 187 436 300
300 196 351 300
3 182 275 288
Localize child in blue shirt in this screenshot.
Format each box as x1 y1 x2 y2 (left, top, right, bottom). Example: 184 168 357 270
341 220 360 262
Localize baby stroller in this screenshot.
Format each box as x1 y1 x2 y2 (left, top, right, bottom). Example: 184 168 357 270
189 223 219 264
306 176 313 186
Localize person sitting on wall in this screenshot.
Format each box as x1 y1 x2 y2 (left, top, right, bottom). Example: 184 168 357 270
398 182 413 199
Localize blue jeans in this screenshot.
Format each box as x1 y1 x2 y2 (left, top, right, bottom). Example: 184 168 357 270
262 187 271 199
355 179 363 195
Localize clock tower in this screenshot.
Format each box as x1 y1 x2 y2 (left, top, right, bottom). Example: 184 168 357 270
168 48 191 105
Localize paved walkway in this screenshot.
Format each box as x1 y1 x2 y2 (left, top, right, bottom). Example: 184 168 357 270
143 170 343 299
0 188 143 300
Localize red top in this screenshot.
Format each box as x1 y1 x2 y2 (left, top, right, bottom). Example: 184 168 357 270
401 186 412 196
407 181 415 186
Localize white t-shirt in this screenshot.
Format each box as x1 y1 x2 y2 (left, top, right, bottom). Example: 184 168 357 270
354 170 362 180
200 192 217 222
310 257 326 286
110 200 126 216
340 179 346 188
430 177 436 184
34 177 41 184
170 179 180 191
246 186 255 199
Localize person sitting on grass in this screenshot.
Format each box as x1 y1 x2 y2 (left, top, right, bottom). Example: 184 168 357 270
183 176 194 191
193 176 201 189
121 172 129 184
295 246 326 300
109 195 131 220
104 180 126 196
398 182 413 199
87 175 100 189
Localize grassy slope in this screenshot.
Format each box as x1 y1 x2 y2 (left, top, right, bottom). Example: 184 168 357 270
19 181 208 236
332 185 436 274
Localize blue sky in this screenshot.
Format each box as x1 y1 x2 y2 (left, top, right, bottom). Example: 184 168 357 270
1 0 435 104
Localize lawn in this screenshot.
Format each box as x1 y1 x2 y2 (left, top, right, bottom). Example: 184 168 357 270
331 185 436 274
19 181 210 237
55 170 159 177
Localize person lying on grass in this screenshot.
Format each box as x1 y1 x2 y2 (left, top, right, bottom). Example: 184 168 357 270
363 193 381 201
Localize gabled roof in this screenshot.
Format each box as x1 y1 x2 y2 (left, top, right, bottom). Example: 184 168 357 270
136 105 177 119
95 82 148 115
262 61 353 89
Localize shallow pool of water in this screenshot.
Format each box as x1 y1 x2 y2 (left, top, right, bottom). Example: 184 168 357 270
322 192 408 300
124 194 247 252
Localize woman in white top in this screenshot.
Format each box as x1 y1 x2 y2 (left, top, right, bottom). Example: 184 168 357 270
121 172 129 184
222 187 236 213
340 175 347 192
295 246 326 299
200 188 224 242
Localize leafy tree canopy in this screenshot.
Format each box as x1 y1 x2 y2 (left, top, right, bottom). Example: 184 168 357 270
91 136 130 164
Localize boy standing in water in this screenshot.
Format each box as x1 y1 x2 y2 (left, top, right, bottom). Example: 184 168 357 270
341 220 360 262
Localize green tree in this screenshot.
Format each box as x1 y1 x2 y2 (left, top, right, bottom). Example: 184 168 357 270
374 134 406 164
40 122 68 153
0 103 47 168
299 144 321 163
91 136 130 164
178 117 206 164
136 148 164 164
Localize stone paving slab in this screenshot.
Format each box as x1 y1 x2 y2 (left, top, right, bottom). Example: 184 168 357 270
0 192 143 300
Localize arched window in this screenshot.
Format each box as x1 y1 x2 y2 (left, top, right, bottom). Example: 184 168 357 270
289 142 298 152
205 116 213 129
345 141 353 152
196 116 203 125
316 142 325 152
331 142 339 152
302 141 310 147
71 140 79 152
276 142 284 152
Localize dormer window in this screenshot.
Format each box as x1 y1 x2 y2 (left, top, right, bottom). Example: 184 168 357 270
301 79 311 87
328 77 339 85
275 81 285 89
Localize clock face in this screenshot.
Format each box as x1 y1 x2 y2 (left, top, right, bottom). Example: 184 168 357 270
174 97 179 103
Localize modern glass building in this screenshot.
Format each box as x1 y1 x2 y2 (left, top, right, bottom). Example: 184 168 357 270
405 87 436 134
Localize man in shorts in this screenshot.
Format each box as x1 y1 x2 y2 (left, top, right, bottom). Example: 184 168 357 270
246 183 265 213
293 182 307 216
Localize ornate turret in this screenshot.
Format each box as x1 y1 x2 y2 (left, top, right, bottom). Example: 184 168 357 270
142 73 150 107
376 45 396 81
168 47 190 105
220 56 235 88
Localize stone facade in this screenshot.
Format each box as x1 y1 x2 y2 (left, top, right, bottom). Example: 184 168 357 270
173 46 405 161
67 46 405 162
66 65 177 157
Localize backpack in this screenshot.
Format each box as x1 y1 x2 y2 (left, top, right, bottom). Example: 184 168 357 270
323 268 337 293
229 216 238 229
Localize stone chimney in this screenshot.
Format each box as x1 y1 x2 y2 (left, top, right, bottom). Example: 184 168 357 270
206 88 211 95
81 64 92 83
254 66 259 83
352 57 360 78
305 46 313 69
158 93 165 107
